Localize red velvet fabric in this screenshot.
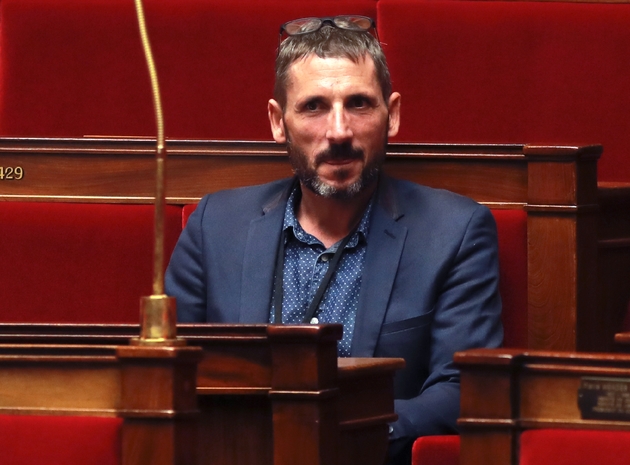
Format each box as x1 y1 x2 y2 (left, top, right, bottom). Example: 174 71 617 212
0 415 122 465
0 0 376 141
0 203 182 323
492 209 528 348
520 429 630 465
378 0 630 182
411 435 459 465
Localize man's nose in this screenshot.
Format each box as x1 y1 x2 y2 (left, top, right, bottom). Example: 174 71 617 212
326 105 353 142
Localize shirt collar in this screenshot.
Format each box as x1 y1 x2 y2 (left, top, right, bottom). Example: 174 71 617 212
282 184 374 248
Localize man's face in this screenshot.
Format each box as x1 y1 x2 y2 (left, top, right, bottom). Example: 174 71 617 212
268 54 401 199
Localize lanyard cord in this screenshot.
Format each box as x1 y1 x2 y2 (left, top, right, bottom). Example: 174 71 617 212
273 228 355 325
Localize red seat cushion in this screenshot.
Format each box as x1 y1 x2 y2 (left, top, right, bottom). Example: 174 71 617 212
520 429 630 465
0 415 122 465
411 435 459 465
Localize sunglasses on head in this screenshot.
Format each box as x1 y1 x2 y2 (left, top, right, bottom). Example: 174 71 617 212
278 15 379 51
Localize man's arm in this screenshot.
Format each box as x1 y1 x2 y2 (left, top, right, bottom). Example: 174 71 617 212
165 196 210 323
389 205 503 461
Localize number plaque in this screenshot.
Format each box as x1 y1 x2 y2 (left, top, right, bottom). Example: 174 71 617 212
0 166 24 180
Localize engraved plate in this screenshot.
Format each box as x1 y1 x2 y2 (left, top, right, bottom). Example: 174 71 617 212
578 377 630 421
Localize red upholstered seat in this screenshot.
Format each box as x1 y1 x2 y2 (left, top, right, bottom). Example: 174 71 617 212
0 203 182 323
520 429 630 465
411 435 459 465
0 415 122 465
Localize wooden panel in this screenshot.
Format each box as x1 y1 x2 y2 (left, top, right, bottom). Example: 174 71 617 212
598 183 630 241
527 214 578 349
0 138 291 203
0 323 402 465
457 348 630 465
0 365 120 414
0 138 528 206
600 183 630 348
0 342 202 465
197 396 273 465
460 432 514 465
525 145 599 207
525 146 601 351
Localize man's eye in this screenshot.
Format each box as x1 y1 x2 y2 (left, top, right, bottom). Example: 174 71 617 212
305 101 320 111
349 97 369 108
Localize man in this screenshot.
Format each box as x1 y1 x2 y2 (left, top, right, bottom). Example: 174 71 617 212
166 15 503 464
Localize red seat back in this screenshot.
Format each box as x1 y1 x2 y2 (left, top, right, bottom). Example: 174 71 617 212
520 429 630 465
0 415 122 465
0 0 377 141
0 202 182 323
379 0 630 182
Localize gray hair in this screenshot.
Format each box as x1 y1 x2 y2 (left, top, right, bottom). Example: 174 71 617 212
273 26 392 109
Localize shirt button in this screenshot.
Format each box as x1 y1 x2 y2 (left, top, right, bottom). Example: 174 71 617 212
310 317 319 324
321 255 330 262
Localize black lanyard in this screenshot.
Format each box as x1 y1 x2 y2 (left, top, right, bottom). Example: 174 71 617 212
273 228 355 325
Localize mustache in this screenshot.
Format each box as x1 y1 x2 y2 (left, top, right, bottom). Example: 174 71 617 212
314 144 364 165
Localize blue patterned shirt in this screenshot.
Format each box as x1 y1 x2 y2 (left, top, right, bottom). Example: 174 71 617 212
269 186 372 357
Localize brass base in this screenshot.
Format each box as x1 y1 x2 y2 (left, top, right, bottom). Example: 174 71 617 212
133 294 186 346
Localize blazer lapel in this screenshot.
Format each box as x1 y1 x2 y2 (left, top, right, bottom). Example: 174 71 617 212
351 178 407 357
239 184 290 323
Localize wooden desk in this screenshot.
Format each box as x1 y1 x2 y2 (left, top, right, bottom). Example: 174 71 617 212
0 323 403 465
0 341 202 465
456 348 630 465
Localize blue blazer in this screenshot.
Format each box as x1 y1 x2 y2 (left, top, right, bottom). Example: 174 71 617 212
165 175 503 444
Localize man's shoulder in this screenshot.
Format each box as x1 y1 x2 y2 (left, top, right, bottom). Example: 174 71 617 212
198 178 293 209
380 177 497 244
384 176 486 214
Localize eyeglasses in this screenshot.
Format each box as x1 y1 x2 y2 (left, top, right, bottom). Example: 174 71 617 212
278 15 379 46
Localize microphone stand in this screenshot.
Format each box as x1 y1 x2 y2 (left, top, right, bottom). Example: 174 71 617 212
132 0 183 346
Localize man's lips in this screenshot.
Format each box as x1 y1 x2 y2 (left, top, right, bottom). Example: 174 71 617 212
322 158 358 166
315 145 364 167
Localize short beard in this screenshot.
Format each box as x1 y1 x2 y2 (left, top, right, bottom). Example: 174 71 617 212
286 137 386 200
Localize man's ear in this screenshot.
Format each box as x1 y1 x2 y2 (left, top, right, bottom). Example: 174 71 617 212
387 92 401 138
268 99 286 143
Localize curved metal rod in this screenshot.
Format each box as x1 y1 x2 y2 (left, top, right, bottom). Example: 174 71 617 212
134 0 166 296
